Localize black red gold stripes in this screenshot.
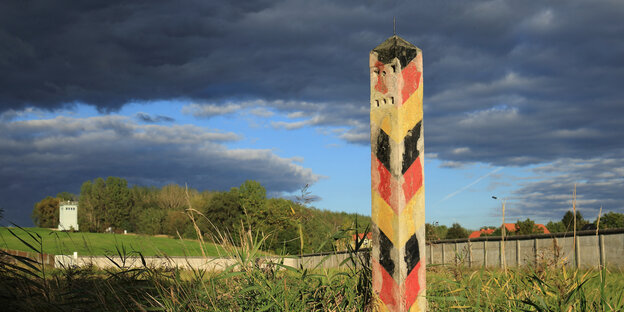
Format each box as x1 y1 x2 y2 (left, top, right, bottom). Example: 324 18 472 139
370 35 425 312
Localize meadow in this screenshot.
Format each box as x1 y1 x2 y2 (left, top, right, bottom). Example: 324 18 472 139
0 227 223 257
1 227 623 311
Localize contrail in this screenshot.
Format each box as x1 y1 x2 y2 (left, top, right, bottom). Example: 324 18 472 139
433 167 503 207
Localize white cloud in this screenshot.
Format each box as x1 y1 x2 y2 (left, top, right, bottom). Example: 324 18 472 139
182 102 242 118
0 115 322 224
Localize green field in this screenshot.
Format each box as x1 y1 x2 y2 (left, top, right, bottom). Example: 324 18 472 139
0 227 224 257
1 227 623 311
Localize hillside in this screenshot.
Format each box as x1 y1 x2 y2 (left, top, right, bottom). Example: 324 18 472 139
0 227 224 257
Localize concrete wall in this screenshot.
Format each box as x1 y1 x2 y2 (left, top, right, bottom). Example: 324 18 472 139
52 230 624 271
1 248 55 267
55 255 300 271
427 231 624 269
54 251 364 271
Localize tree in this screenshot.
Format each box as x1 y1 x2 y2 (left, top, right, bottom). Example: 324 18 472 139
32 196 60 228
239 180 266 212
79 178 107 232
238 180 268 230
135 208 167 235
103 176 132 230
515 218 544 235
158 184 188 211
79 177 132 232
56 192 77 201
446 223 468 239
128 185 160 233
561 211 588 232
597 212 624 229
199 188 245 242
163 210 192 238
425 223 448 241
546 221 566 233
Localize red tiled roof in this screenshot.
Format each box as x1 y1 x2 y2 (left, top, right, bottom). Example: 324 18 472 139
353 232 372 240
469 228 494 238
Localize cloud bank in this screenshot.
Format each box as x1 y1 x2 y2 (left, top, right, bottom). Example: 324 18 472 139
0 115 321 224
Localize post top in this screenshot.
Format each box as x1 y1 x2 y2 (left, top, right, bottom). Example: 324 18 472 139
372 35 420 68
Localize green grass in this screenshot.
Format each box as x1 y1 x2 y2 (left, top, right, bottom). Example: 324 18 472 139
0 227 224 257
427 264 624 311
2 226 623 311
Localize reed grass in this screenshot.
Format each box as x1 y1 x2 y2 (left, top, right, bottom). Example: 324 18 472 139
1 224 623 311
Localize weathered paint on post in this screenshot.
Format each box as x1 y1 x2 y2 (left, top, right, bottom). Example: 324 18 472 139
370 35 425 312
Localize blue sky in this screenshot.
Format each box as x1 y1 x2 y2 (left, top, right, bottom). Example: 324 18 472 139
1 0 623 229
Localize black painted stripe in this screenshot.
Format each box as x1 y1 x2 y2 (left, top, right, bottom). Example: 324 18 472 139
401 121 422 175
378 228 395 276
376 128 391 173
404 234 420 275
372 35 419 68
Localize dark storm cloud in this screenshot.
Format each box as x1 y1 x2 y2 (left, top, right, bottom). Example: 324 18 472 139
2 1 623 163
2 0 624 223
0 116 321 225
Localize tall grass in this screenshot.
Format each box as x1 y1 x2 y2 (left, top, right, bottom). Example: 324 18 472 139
1 222 623 311
427 247 624 311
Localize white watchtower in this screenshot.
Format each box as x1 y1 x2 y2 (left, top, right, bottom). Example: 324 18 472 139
58 201 79 231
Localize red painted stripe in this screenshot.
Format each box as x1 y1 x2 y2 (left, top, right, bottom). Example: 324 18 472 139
402 156 423 204
374 61 389 94
401 62 421 105
377 158 392 207
373 259 399 312
404 261 422 310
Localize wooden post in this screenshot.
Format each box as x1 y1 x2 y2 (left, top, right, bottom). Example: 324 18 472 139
370 35 425 312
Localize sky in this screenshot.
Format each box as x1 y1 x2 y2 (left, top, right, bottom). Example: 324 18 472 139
1 0 623 229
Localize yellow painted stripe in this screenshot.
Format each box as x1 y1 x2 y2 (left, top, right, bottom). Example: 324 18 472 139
409 299 422 312
372 187 425 248
388 86 423 143
373 297 391 312
370 84 423 144
372 190 397 246
394 188 425 248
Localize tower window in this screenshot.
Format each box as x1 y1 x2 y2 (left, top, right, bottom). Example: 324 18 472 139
375 100 379 107
391 65 396 73
390 97 394 104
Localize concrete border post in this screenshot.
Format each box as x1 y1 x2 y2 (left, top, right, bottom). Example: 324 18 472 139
370 35 425 312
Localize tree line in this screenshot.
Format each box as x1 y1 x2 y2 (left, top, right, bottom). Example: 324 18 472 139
31 177 371 255
425 210 624 241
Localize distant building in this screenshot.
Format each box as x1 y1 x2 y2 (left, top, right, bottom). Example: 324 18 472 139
469 223 549 238
58 201 79 231
352 232 372 248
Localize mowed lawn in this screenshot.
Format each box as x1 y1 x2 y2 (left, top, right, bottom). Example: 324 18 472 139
0 227 224 257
